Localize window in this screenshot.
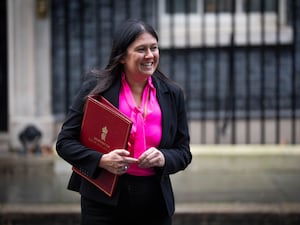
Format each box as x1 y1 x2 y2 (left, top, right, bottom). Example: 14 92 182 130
165 0 197 14
158 0 292 48
205 0 276 13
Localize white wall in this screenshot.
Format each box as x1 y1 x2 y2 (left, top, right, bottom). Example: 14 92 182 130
8 0 54 151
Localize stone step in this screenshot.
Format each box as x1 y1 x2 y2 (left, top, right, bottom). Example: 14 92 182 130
0 154 55 175
1 203 300 225
0 133 9 153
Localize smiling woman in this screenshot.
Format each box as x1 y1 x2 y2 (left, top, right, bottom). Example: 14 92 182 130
56 19 192 225
122 33 159 77
121 32 160 106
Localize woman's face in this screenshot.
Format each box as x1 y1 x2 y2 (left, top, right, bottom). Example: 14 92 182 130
121 32 159 81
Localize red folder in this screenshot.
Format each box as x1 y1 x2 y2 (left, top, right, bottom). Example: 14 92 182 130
72 95 132 196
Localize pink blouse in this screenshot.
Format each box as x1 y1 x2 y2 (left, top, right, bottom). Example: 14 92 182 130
119 74 162 176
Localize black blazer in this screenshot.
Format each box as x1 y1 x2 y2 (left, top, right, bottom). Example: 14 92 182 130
56 72 192 216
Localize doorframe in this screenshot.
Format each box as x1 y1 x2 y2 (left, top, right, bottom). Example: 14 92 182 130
0 0 8 132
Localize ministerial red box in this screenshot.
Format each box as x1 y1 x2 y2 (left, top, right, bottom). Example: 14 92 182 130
72 95 132 196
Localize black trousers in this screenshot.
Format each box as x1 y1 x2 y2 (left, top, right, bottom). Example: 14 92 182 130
80 175 172 225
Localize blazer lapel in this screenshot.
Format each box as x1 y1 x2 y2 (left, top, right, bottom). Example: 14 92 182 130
102 77 122 108
153 77 171 148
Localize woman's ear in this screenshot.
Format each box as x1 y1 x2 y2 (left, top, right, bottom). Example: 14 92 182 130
120 57 125 64
120 53 127 64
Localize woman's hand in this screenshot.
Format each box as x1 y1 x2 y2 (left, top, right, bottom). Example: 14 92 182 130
99 149 138 175
137 147 165 168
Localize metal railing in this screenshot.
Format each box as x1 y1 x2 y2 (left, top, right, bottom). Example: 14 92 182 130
51 0 299 144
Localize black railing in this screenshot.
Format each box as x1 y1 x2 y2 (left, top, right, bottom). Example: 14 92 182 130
51 0 300 144
0 0 8 132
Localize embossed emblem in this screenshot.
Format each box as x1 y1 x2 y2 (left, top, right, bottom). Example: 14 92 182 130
101 126 108 141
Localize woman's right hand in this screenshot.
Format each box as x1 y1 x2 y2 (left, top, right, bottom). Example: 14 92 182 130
99 149 138 175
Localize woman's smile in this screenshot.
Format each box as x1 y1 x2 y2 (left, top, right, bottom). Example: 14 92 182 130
122 32 159 79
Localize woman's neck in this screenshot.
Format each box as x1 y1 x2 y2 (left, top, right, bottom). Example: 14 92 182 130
125 75 148 107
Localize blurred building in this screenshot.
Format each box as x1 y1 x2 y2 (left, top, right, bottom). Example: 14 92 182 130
0 0 300 152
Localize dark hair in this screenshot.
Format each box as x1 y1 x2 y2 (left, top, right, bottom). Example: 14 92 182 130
89 19 165 94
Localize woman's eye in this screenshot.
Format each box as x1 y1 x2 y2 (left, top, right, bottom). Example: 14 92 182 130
136 46 158 53
137 48 145 52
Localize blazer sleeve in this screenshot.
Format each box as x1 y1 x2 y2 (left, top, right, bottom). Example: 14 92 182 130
56 76 102 179
157 81 192 176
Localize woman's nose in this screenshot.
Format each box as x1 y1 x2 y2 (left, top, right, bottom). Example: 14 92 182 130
145 48 154 58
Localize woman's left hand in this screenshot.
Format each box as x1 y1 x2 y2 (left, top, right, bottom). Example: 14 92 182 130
137 147 165 168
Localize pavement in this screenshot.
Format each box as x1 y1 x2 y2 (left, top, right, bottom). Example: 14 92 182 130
173 145 300 205
1 144 300 213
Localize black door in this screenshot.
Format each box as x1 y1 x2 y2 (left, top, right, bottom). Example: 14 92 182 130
0 0 8 131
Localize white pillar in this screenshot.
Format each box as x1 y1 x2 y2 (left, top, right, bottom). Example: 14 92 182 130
8 0 54 151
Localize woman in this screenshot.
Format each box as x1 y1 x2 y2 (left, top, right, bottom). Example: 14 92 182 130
56 19 192 225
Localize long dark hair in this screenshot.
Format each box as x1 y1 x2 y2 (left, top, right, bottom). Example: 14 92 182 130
89 19 167 94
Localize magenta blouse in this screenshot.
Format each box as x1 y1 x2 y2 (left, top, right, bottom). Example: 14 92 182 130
119 74 162 176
